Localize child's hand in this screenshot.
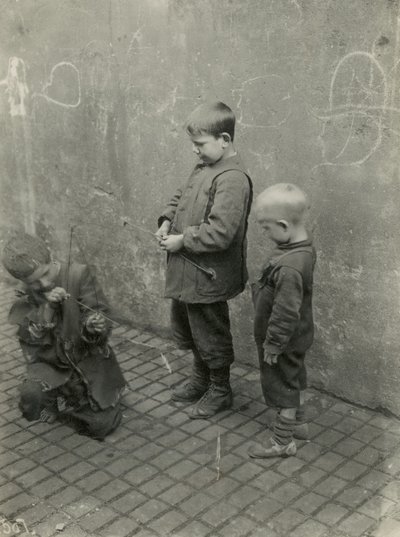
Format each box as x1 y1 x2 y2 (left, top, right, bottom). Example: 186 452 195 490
43 287 68 305
155 221 171 242
86 313 107 334
264 351 279 365
160 234 184 253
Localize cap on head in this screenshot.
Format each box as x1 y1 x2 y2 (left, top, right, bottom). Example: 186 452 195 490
185 101 235 141
255 183 309 224
2 232 50 280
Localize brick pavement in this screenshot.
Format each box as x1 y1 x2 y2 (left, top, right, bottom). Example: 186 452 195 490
1 279 400 537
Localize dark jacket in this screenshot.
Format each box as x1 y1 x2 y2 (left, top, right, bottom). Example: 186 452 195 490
9 262 126 410
252 239 316 354
159 154 253 303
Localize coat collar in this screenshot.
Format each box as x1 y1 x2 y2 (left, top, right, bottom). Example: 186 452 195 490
195 153 247 174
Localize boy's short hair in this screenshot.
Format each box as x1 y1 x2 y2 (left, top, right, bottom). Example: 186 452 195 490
256 183 309 225
185 101 235 141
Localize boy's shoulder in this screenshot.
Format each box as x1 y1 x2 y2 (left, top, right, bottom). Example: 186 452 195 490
217 153 250 176
206 155 252 196
276 245 315 279
261 242 314 278
194 154 250 180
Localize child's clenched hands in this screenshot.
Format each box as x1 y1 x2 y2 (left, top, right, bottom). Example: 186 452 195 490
160 234 184 253
44 287 68 305
155 220 171 242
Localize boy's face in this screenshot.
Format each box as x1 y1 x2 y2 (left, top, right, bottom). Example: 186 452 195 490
22 262 59 293
256 207 290 244
190 133 226 164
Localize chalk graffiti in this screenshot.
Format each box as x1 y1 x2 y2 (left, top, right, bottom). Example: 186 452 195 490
0 57 29 116
1 57 82 113
127 26 145 56
313 43 400 166
34 61 81 108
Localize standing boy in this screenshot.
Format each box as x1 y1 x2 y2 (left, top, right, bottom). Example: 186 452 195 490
157 101 253 419
2 232 126 439
248 183 316 457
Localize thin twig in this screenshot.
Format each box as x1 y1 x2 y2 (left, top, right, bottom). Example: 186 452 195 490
161 352 172 373
72 297 119 326
216 430 221 481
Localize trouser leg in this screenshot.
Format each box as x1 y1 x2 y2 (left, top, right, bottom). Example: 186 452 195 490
188 301 234 418
170 300 210 402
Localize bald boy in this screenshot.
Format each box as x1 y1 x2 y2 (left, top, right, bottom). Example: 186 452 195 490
248 183 316 458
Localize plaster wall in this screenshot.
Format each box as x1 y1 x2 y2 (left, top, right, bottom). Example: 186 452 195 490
1 0 399 414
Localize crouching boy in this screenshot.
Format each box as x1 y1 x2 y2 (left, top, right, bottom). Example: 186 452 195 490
2 232 126 440
248 184 316 458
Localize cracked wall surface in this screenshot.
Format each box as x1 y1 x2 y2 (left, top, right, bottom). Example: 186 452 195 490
0 0 399 414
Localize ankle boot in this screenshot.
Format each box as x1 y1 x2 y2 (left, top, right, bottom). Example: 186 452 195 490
190 366 233 419
171 350 209 402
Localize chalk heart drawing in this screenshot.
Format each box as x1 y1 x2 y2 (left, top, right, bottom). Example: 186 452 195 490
234 75 291 129
314 51 392 166
35 61 81 109
0 57 29 116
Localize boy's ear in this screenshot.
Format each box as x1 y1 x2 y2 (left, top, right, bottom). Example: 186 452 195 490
220 132 231 146
277 219 289 231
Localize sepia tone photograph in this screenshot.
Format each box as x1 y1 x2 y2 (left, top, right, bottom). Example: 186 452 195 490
0 1 399 536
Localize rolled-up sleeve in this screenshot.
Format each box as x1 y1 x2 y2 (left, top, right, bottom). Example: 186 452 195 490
183 172 250 253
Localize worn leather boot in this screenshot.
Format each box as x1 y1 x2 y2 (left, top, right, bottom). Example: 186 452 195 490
190 366 233 419
171 350 209 402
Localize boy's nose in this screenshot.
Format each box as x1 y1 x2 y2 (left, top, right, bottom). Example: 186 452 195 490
192 144 200 154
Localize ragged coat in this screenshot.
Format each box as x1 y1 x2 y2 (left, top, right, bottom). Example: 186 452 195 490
9 262 126 410
252 239 316 408
158 154 253 303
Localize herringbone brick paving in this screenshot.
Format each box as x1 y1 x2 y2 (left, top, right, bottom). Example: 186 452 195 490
1 280 400 537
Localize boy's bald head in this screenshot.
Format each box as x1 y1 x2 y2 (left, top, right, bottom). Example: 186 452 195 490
255 183 309 225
